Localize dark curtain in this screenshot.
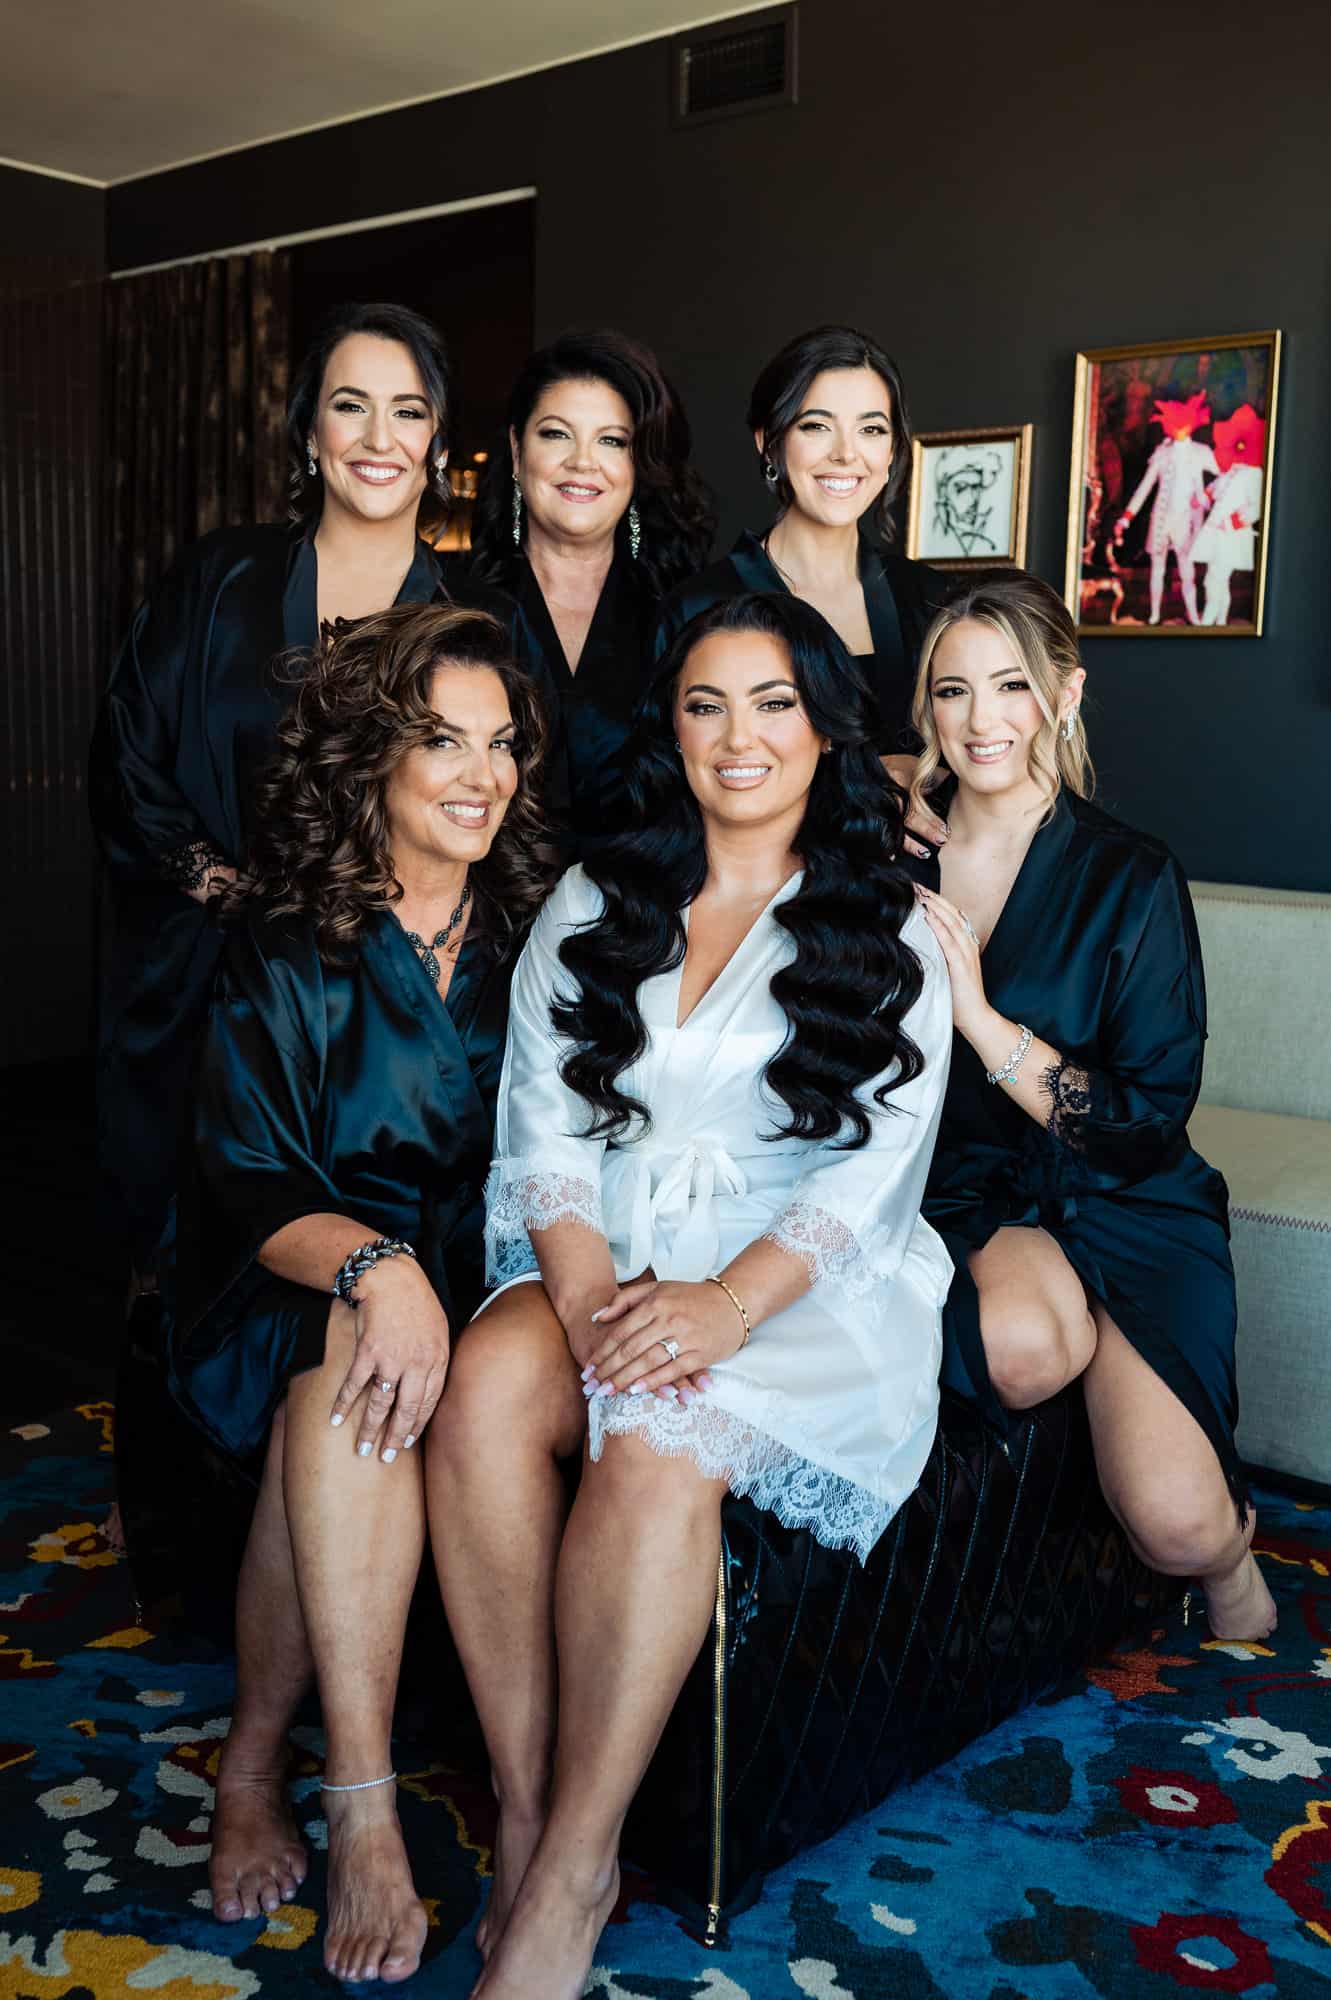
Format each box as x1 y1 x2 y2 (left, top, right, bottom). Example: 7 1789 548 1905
101 249 291 658
0 259 102 1061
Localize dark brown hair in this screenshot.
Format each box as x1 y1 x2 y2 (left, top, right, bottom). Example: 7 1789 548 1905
746 325 913 544
235 602 559 959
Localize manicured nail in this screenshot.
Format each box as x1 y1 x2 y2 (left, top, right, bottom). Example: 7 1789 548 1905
330 1412 344 1427
358 1441 372 1458
580 1364 593 1379
403 1435 416 1449
382 1448 397 1464
590 1308 607 1323
659 1386 678 1401
679 1387 695 1407
628 1381 643 1396
697 1373 713 1390
597 1382 615 1397
582 1382 597 1399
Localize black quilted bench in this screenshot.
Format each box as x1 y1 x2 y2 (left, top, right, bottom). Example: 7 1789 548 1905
626 1384 1179 1939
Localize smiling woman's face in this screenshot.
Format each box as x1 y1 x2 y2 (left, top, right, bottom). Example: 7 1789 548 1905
762 365 896 529
929 618 1082 803
383 663 519 875
310 333 438 526
673 628 827 835
512 376 635 549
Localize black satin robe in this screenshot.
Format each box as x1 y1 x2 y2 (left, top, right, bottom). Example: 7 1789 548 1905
89 524 516 1266
167 909 513 1462
653 531 948 754
443 548 657 848
910 790 1244 1502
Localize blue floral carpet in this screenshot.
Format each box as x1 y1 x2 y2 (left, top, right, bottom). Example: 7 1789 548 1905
3 1404 1330 1998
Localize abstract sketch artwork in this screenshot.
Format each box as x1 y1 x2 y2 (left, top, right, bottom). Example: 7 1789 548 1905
908 425 1032 571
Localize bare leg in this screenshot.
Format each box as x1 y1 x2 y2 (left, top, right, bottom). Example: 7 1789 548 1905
210 1402 313 1921
472 1432 727 2000
1083 1305 1277 1641
285 1302 431 1984
968 1226 1098 1409
427 1287 587 1958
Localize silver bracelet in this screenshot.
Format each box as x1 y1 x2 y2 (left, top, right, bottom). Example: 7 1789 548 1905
322 1771 397 1793
986 1024 1033 1087
331 1238 416 1307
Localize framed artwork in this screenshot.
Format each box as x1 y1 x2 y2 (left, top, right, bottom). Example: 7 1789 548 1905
1064 329 1281 636
907 423 1033 570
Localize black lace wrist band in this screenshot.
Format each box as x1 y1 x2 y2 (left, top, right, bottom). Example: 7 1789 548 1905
332 1238 417 1307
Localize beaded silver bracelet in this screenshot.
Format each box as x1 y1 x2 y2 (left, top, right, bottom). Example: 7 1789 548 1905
331 1237 417 1307
986 1024 1033 1088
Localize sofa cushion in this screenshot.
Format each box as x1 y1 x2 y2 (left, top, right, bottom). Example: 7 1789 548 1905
1189 1101 1331 1486
1192 882 1331 1121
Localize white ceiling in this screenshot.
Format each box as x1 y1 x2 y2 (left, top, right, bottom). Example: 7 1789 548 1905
1 0 767 187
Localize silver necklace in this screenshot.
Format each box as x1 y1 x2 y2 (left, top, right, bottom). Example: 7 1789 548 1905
398 882 472 984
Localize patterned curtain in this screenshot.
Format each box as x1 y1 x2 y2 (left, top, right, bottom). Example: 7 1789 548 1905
100 249 291 658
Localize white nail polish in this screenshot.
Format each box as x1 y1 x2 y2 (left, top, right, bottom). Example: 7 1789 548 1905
403 1435 416 1449
628 1381 643 1396
382 1448 397 1464
330 1413 344 1427
590 1309 606 1323
357 1442 372 1458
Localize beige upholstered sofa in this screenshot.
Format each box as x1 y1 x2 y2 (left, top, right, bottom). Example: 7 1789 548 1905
1189 882 1331 1490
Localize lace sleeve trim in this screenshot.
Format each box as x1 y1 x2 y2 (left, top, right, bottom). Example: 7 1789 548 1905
1040 1057 1093 1150
483 1165 605 1288
162 837 230 896
762 1197 897 1300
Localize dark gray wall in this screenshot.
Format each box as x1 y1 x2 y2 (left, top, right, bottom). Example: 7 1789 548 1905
1 161 105 267
107 0 1331 889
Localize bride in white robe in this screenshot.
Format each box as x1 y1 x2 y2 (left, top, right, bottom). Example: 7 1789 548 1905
484 860 952 1559
425 588 951 2000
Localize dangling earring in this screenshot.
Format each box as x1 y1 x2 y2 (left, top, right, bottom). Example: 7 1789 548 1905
432 454 449 497
306 445 318 479
1062 710 1078 741
628 502 641 560
511 475 523 548
762 457 778 487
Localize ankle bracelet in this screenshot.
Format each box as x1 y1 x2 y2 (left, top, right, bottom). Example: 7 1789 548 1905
321 1771 397 1793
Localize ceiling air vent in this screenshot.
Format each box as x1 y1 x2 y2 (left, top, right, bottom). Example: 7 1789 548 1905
672 6 798 127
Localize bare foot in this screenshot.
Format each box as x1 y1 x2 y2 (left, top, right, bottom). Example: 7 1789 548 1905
475 1807 545 1962
323 1789 428 1985
1205 1550 1278 1641
209 1744 307 1921
470 1850 619 2000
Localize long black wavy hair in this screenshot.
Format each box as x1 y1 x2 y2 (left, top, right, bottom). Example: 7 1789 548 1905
286 301 453 527
747 324 913 545
468 328 716 600
554 593 925 1147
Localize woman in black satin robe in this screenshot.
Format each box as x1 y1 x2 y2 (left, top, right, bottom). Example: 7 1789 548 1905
655 325 949 854
447 329 715 849
90 300 520 1276
168 603 557 1984
906 570 1276 1644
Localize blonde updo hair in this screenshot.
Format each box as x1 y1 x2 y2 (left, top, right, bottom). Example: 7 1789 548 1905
909 570 1094 827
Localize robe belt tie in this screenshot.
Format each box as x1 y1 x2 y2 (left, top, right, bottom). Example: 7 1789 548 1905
620 1138 749 1281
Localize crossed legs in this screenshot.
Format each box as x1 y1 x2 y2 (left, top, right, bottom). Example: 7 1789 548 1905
428 1284 728 1997
209 1301 430 1982
970 1226 1276 1639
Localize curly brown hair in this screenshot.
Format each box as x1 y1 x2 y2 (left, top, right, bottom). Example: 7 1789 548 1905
233 602 559 960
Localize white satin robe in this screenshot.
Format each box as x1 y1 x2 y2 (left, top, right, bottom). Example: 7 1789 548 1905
482 866 954 1560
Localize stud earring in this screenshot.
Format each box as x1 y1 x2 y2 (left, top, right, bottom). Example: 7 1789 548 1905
306 445 318 479
511 476 523 547
628 502 641 560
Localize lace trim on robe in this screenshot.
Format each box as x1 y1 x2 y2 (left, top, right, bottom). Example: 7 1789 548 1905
589 1391 894 1563
483 1162 605 1288
1039 1058 1093 1150
762 1198 894 1300
162 837 230 896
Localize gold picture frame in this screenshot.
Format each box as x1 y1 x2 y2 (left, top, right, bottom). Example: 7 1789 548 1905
1064 329 1281 636
906 423 1033 570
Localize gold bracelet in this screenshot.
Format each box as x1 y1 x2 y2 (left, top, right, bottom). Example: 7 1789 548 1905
707 1274 751 1348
